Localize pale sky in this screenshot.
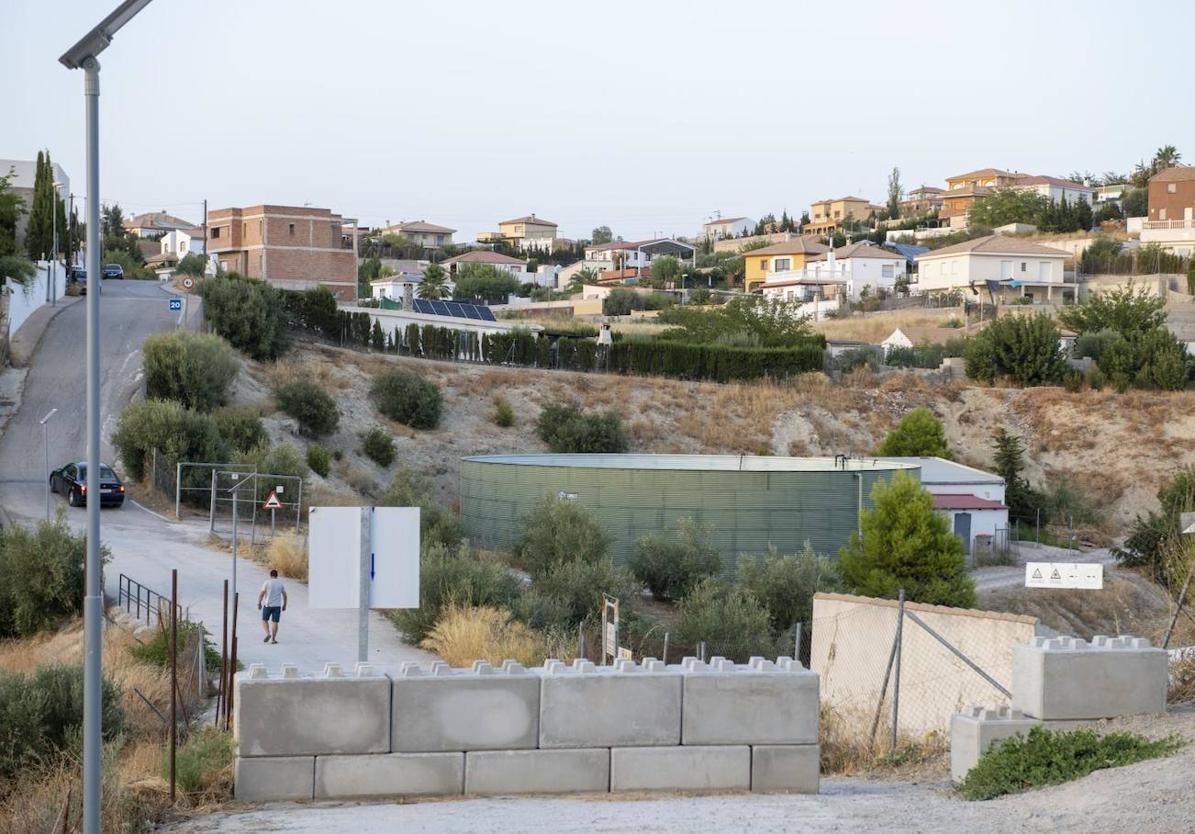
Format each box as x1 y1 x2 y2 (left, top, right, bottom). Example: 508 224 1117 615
3 0 1192 242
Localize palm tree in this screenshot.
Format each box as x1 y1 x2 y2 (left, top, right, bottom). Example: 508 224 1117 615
418 263 448 300
1154 145 1182 172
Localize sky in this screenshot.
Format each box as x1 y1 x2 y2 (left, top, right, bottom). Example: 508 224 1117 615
3 0 1193 242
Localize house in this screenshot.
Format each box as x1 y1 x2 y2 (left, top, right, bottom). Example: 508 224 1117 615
744 237 829 292
899 186 944 216
382 220 456 249
804 242 907 299
348 286 541 340
914 235 1072 303
127 211 198 238
477 214 561 251
205 204 358 300
881 328 913 356
1014 176 1094 206
702 216 755 240
804 197 881 236
759 276 843 319
582 238 696 275
441 250 558 288
0 157 70 247
940 168 1028 227
159 227 205 259
1139 166 1195 256
885 242 930 272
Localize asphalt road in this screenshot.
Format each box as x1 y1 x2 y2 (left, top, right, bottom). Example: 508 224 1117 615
0 280 434 671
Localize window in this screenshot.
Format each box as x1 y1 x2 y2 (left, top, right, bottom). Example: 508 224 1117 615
1021 262 1027 273
1160 209 1168 220
1169 183 1177 193
881 264 894 279
759 258 769 271
212 226 221 239
775 258 791 271
288 223 295 236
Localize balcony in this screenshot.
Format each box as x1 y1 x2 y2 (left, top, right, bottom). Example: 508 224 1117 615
1142 219 1195 230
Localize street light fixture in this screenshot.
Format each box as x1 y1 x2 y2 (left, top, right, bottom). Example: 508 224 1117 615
40 408 58 521
59 4 156 834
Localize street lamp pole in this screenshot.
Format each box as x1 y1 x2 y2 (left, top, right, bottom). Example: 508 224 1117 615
40 408 58 521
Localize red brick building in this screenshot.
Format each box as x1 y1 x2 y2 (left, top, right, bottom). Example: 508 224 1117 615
1147 166 1195 223
206 205 357 300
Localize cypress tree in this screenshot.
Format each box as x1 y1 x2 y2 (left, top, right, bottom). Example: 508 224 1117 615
25 151 54 260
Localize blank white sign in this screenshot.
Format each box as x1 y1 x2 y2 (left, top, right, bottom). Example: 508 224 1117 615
372 507 420 609
308 506 421 609
1025 562 1103 590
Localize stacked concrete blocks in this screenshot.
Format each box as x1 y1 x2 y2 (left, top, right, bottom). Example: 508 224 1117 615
539 657 682 748
950 705 1039 784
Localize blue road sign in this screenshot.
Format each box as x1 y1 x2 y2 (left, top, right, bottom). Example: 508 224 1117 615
169 298 182 311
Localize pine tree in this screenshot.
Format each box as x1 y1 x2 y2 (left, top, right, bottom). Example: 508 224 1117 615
1075 198 1093 231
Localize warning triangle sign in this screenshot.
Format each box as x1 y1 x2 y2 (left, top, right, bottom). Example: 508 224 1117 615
263 491 282 510
1031 568 1043 579
1050 569 1062 580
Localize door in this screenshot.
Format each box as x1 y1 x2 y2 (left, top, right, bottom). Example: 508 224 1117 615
953 512 972 554
1186 207 1193 222
1000 261 1013 280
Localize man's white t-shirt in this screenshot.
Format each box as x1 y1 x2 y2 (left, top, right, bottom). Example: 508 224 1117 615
262 578 286 608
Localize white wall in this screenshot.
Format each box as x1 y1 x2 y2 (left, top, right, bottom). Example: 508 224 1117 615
4 260 69 339
916 253 1065 292
940 507 1007 548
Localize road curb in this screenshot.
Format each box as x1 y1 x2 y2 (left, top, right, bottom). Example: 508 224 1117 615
8 295 84 367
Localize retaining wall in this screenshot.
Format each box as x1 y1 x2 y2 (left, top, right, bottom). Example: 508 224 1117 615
234 656 821 800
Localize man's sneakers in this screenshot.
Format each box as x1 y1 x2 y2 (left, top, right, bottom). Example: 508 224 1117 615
263 634 270 643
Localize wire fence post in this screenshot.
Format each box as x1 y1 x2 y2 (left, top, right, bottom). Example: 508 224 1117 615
662 632 670 665
175 462 182 519
169 569 178 803
793 622 803 663
891 589 905 754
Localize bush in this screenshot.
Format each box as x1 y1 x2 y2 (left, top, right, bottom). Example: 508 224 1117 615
674 578 775 662
197 273 290 360
877 407 951 458
172 726 234 797
517 558 641 631
386 544 522 641
112 399 229 481
493 397 514 428
420 605 550 667
256 443 307 481
129 620 221 675
629 519 721 602
452 262 521 303
964 313 1065 386
212 405 266 454
736 544 841 635
958 726 1182 801
370 368 442 429
515 497 610 580
536 400 628 454
143 331 240 412
361 427 396 467
306 445 331 477
885 343 945 369
1062 368 1083 392
379 466 461 548
266 532 308 581
274 380 339 437
0 517 100 638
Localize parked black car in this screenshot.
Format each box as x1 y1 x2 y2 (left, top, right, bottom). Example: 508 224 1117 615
103 263 125 279
49 461 125 508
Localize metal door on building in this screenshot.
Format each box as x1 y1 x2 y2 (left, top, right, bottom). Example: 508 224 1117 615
953 512 972 554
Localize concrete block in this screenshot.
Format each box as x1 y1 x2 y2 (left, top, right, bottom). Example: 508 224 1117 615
539 658 682 748
1012 635 1168 720
950 705 1039 784
750 745 820 793
464 749 610 795
234 756 314 801
610 745 750 792
678 656 819 745
391 661 540 752
314 753 463 798
235 665 391 756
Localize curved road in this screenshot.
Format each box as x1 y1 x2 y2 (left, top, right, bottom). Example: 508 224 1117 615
0 280 433 671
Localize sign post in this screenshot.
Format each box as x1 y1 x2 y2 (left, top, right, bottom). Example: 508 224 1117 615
263 490 282 537
601 594 619 665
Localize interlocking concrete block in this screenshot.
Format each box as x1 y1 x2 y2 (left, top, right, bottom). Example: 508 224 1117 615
610 745 750 792
1012 635 1168 720
235 665 391 756
539 658 682 748
750 745 820 793
234 756 314 801
464 749 610 795
314 753 463 798
678 656 819 745
391 660 540 752
950 705 1039 783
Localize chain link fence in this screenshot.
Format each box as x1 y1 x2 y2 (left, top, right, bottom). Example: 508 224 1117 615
210 469 303 544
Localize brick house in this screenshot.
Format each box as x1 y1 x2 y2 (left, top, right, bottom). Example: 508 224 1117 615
1140 167 1195 256
206 205 358 300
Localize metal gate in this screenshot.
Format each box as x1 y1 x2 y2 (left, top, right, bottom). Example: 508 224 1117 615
209 469 303 544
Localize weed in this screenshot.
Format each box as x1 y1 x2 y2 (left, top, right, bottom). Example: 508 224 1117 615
420 605 549 667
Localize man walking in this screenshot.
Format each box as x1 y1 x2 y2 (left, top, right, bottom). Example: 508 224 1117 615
257 569 288 644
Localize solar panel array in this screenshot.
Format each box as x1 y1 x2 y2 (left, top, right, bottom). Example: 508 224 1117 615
410 298 497 321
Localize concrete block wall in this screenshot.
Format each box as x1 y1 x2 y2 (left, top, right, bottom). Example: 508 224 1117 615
234 656 820 801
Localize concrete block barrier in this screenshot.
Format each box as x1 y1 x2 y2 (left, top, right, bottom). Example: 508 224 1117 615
235 663 391 756
949 705 1039 784
1012 635 1168 720
750 745 820 793
538 658 682 748
465 749 610 795
678 656 819 745
234 756 314 801
392 660 540 752
610 745 751 792
315 752 464 798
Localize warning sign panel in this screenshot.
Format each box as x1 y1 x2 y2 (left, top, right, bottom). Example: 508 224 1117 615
263 491 283 510
1024 562 1103 590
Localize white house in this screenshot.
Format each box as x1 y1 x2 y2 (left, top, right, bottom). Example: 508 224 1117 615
583 238 696 273
371 276 436 302
876 456 1008 555
702 216 755 240
1014 176 1095 206
382 220 456 248
804 242 907 300
159 228 205 259
127 211 198 238
914 235 1072 302
441 250 559 288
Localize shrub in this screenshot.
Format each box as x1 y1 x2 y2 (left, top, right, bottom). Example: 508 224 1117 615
515 497 610 580
877 407 951 458
212 405 266 453
839 472 976 608
958 727 1182 801
259 443 307 480
452 262 521 303
1114 465 1195 583
142 331 240 412
361 427 396 467
0 516 98 638
493 397 514 428
517 558 641 631
629 519 721 602
306 445 331 477
265 532 308 580
885 343 945 369
197 273 290 360
112 399 229 481
964 313 1065 386
274 380 339 437
835 347 878 372
172 726 234 797
674 578 775 662
387 544 522 641
736 543 841 635
379 466 460 548
370 368 442 429
420 605 549 667
1062 368 1083 392
129 620 221 675
536 400 628 454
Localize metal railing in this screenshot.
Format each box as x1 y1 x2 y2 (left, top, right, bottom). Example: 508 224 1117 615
117 572 183 627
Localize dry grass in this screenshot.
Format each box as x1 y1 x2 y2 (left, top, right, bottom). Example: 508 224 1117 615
1170 654 1195 704
819 705 948 780
812 309 961 343
419 605 552 668
266 532 308 581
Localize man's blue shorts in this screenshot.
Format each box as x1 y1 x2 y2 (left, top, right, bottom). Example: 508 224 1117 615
262 605 282 623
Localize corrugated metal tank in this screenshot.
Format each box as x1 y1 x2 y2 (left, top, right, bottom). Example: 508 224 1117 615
459 454 920 569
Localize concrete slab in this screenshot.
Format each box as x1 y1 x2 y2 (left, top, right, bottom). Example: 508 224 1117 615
609 746 750 792
235 664 391 756
465 749 610 795
678 656 819 745
750 745 820 793
315 752 464 798
1012 635 1168 720
392 660 540 752
539 659 682 749
234 756 314 801
950 706 1040 784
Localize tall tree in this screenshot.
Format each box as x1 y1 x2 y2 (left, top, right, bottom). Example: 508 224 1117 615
1153 145 1182 171
417 263 448 300
0 166 24 257
887 166 902 219
25 151 54 260
591 225 613 244
877 407 951 458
